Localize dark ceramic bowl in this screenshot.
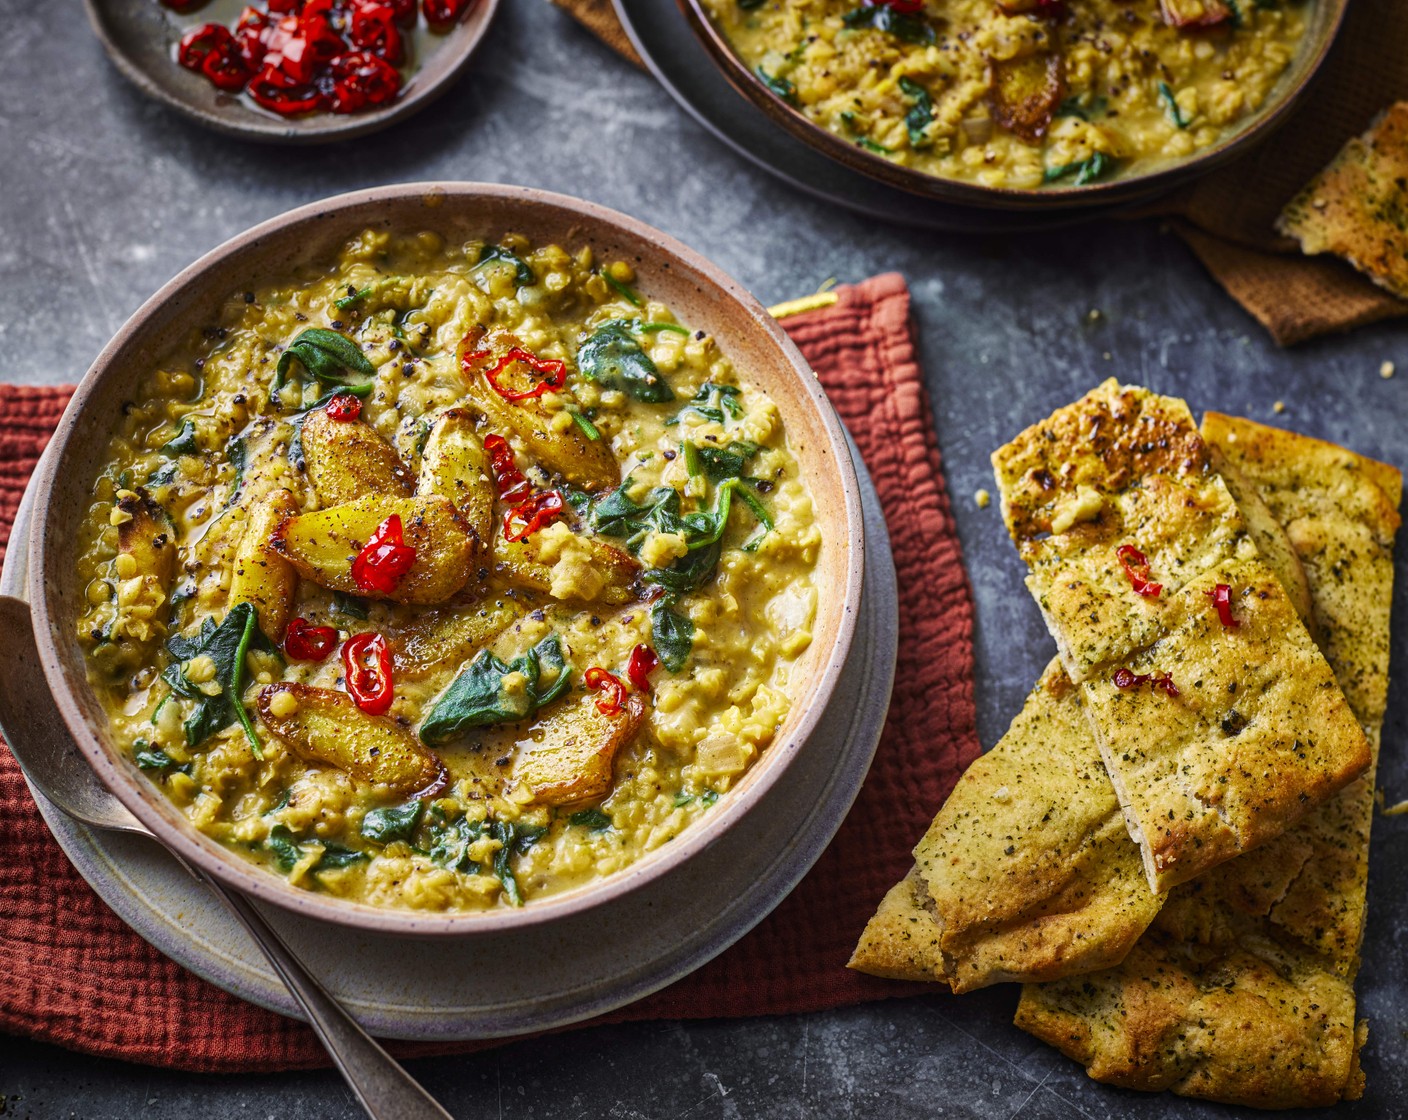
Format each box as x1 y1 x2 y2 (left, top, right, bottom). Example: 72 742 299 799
679 0 1350 211
84 0 500 144
24 183 866 936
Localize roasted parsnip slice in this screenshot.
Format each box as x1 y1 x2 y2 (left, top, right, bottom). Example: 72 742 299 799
229 487 299 641
389 598 523 679
258 683 447 798
272 495 474 605
495 530 639 605
301 406 413 507
1159 0 1234 30
988 51 1065 144
416 409 495 550
458 330 620 492
512 691 647 806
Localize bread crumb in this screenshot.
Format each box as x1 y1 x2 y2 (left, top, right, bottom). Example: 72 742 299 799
1381 360 1395 379
974 488 991 509
1273 400 1286 413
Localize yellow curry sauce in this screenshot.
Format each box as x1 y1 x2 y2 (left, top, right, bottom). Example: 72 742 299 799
75 230 821 911
700 0 1310 189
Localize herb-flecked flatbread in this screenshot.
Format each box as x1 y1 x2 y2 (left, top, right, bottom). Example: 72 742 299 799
992 381 1369 892
1016 420 1400 1108
1276 101 1408 301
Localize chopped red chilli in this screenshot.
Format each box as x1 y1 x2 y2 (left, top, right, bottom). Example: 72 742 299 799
1116 544 1163 598
342 631 394 714
351 514 416 595
422 0 475 30
483 434 533 503
469 346 569 403
872 0 924 13
284 617 339 660
1112 667 1180 697
627 644 659 693
325 392 363 421
1207 582 1240 628
503 490 564 542
584 667 626 716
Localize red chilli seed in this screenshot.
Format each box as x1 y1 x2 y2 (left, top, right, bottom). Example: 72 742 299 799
1112 667 1180 697
584 668 626 717
1207 582 1240 628
627 644 659 693
325 392 363 421
342 631 394 715
1116 543 1163 598
283 617 339 661
351 514 417 595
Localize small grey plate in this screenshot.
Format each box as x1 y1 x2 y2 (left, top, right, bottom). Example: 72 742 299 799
2 436 898 1040
83 0 500 144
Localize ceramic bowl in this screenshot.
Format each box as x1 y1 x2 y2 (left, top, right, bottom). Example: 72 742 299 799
24 183 866 937
84 0 500 144
678 0 1350 211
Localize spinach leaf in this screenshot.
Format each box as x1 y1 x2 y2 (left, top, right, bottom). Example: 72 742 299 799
1158 81 1189 129
361 800 425 845
419 635 572 744
577 321 674 403
1055 94 1107 121
160 602 268 756
273 328 376 400
569 808 612 831
898 76 933 148
475 244 536 287
315 842 369 870
133 742 188 776
492 820 547 907
266 824 303 872
642 540 722 595
650 599 695 672
1043 151 1116 186
590 481 685 545
755 66 798 105
426 812 485 873
841 5 934 43
330 589 370 620
685 440 761 482
567 407 601 441
668 382 743 426
737 0 766 8
161 419 200 457
223 434 247 510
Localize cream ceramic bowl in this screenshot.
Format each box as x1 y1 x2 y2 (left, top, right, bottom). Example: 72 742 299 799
25 183 866 937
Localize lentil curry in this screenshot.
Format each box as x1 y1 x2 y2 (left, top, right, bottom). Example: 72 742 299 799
700 0 1312 189
75 230 821 911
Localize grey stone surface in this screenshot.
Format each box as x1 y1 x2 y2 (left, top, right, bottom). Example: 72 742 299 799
1 0 1406 1115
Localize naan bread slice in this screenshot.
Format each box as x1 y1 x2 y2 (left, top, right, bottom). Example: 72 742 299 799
849 662 1162 991
1276 101 1408 300
850 435 1318 992
1017 421 1400 1108
992 381 1369 892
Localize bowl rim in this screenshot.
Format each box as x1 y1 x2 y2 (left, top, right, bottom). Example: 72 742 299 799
677 0 1351 210
27 182 866 937
82 0 502 145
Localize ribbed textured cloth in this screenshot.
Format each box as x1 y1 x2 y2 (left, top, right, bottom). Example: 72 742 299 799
0 275 979 1070
553 0 1408 345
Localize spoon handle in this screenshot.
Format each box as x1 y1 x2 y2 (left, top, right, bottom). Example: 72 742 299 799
199 873 454 1120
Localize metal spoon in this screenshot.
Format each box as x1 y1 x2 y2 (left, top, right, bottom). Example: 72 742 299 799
0 595 453 1120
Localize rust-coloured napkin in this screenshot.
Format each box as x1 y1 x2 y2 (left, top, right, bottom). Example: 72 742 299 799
0 274 980 1072
553 0 1408 345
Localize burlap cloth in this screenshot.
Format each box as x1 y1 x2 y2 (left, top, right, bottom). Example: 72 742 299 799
554 0 1408 346
0 273 980 1071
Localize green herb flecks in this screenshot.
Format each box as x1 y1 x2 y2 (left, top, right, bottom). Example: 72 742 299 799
273 328 376 403
419 635 572 744
567 407 601 441
1158 82 1189 129
1043 151 1116 186
898 76 933 148
841 5 935 43
160 602 272 756
577 320 674 403
756 65 798 105
475 245 536 288
603 272 645 307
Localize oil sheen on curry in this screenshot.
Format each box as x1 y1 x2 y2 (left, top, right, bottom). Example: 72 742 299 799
700 0 1311 189
75 230 821 911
